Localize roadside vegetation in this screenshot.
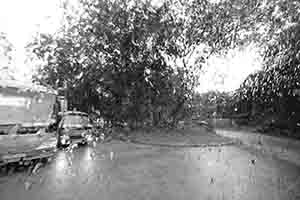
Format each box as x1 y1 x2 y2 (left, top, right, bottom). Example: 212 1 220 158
231 0 300 136
2 0 297 135
27 0 250 129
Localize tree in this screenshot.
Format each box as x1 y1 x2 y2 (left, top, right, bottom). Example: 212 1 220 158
0 32 15 80
232 0 300 131
29 0 264 128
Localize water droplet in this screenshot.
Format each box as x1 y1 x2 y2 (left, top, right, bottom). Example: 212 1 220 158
93 141 97 147
24 181 32 190
39 177 45 184
110 152 114 160
56 178 62 184
90 152 96 160
258 140 262 145
100 133 105 141
83 177 89 184
32 162 43 174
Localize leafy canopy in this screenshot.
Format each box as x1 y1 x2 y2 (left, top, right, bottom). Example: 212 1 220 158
29 0 266 126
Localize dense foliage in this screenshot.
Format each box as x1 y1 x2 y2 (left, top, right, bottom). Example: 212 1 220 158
233 0 300 131
192 91 234 120
0 32 15 79
29 0 254 128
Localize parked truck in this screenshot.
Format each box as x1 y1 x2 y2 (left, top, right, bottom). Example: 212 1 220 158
0 79 60 166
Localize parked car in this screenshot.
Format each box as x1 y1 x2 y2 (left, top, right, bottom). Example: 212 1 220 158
0 126 57 166
0 80 58 166
57 111 96 147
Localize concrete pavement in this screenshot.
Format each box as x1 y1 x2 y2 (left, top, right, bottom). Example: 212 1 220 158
0 138 300 200
216 129 300 166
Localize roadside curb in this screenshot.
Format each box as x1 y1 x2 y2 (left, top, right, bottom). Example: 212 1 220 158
115 135 239 148
216 129 300 166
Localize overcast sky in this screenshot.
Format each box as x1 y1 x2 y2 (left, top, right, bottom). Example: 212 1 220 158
0 0 262 92
0 0 63 81
197 44 262 93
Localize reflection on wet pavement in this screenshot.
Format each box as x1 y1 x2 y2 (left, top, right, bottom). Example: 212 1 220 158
0 141 300 200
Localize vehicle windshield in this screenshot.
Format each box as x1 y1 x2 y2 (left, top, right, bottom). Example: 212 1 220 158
2 1 300 199
63 115 91 127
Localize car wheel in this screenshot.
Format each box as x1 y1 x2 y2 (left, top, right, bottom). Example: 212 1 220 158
80 140 87 146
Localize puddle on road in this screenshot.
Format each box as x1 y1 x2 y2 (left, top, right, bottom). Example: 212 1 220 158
0 143 299 200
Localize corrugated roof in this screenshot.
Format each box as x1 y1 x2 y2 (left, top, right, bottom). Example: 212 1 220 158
0 79 57 94
63 111 88 116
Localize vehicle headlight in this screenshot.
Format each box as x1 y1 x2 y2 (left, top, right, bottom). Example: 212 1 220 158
86 135 93 142
36 140 57 150
61 135 70 141
81 132 86 137
61 135 70 145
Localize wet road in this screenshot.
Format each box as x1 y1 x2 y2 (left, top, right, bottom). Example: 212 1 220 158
0 140 300 200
